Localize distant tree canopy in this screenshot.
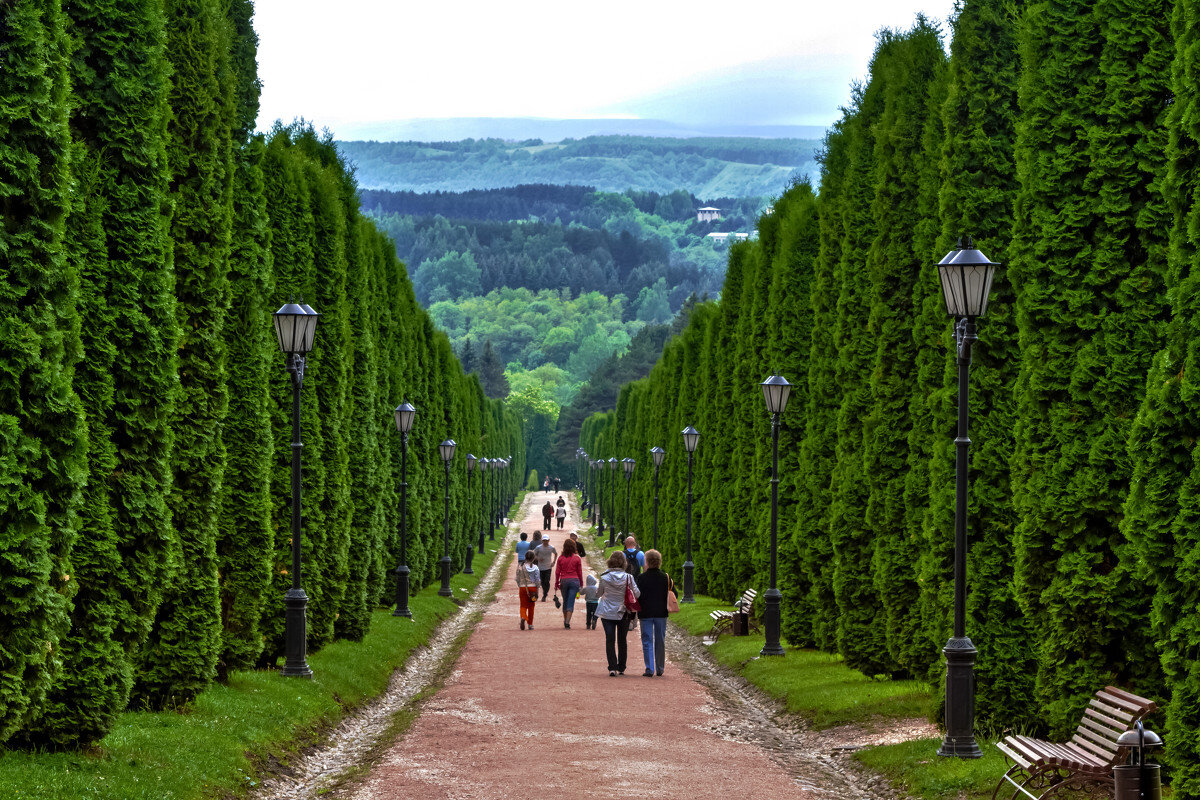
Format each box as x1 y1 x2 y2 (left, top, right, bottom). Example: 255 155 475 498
338 136 821 196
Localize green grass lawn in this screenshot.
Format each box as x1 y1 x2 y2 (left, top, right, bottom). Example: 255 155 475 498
1 535 508 800
854 737 1005 800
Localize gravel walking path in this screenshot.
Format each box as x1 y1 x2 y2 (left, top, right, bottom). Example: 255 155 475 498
346 492 825 800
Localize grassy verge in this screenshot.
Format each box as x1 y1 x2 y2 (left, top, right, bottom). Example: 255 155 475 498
3 530 510 800
854 737 1004 800
670 591 1003 800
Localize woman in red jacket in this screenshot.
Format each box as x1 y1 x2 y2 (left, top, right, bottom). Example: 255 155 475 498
554 538 584 629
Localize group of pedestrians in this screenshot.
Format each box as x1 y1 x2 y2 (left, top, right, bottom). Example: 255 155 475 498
541 495 567 529
513 519 677 678
542 476 561 493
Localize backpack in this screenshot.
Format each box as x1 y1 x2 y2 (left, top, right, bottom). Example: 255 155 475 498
623 549 642 577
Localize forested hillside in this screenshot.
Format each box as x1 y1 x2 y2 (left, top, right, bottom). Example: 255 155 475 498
337 136 820 196
579 4 1200 794
0 0 522 749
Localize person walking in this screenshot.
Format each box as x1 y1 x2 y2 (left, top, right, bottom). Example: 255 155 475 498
569 531 586 558
621 536 646 631
515 531 531 564
541 500 554 530
533 535 557 601
543 477 549 493
635 549 674 677
553 476 560 492
554 538 584 629
555 496 567 529
515 550 540 630
581 574 600 629
596 550 640 676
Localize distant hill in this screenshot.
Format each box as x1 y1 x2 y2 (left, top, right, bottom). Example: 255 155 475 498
335 117 828 142
338 135 821 197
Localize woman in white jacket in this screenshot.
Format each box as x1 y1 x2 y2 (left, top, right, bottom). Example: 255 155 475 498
596 550 640 675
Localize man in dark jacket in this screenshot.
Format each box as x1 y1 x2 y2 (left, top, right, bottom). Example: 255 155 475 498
635 548 672 677
541 500 554 530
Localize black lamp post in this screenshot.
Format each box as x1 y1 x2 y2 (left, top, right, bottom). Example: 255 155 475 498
392 401 416 618
476 457 487 550
622 458 635 541
681 426 699 603
760 375 792 657
590 459 599 524
464 454 476 574
650 446 665 551
607 456 619 546
594 460 604 540
273 299 319 678
935 236 998 760
438 439 456 597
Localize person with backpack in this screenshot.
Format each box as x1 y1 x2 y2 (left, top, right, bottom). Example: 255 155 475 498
621 536 645 630
555 496 567 529
596 550 640 676
635 549 676 677
541 500 554 530
515 550 540 630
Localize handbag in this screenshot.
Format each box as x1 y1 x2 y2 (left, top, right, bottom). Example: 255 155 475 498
624 576 641 613
553 594 561 609
666 574 680 614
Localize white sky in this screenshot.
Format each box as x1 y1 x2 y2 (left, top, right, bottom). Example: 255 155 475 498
254 0 959 138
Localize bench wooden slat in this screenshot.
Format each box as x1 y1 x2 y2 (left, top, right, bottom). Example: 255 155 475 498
1079 710 1125 740
1090 698 1134 722
1085 705 1132 733
1103 685 1157 713
1097 689 1149 716
1075 719 1122 749
1010 735 1058 766
1069 733 1118 762
996 739 1031 769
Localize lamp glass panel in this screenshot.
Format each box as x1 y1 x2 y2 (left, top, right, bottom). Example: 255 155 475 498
298 306 318 353
938 264 966 317
439 440 456 462
962 263 994 317
273 302 306 353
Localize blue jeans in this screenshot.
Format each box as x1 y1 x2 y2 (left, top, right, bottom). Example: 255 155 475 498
560 579 580 612
640 616 667 674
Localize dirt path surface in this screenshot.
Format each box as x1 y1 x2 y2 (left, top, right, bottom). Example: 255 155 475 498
345 493 833 800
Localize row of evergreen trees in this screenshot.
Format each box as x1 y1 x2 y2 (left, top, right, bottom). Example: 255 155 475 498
0 0 524 749
580 2 1200 791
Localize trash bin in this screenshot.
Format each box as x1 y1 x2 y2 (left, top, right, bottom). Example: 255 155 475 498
1113 721 1162 800
731 612 749 636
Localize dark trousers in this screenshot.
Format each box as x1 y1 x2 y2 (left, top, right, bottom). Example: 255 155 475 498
586 602 598 628
556 516 564 528
543 516 551 530
539 568 552 599
602 616 631 673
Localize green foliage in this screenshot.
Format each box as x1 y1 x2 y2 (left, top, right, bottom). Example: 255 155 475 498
135 0 235 708
0 0 86 743
526 469 540 491
339 135 819 196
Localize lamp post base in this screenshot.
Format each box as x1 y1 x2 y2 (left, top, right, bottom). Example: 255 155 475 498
478 531 486 554
938 636 982 759
761 587 785 656
393 565 412 617
282 588 313 678
463 545 474 574
438 555 453 597
682 561 695 603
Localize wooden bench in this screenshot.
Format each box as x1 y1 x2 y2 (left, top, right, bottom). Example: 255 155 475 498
993 686 1157 800
705 589 758 644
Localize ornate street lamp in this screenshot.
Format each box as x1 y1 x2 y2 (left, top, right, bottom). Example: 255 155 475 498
622 458 636 542
607 456 619 546
438 439 456 597
464 454 477 574
935 236 998 760
650 446 665 551
681 426 700 603
759 375 792 657
392 401 416 617
273 300 319 677
592 459 603 534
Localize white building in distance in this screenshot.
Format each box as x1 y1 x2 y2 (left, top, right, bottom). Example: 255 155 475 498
696 207 721 222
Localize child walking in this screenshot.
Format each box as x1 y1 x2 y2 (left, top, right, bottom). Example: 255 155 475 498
516 550 540 630
581 574 601 630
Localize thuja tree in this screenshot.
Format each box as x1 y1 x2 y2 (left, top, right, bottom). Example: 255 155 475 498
919 0 1032 731
861 20 947 678
1010 0 1170 735
828 48 891 676
213 0 274 675
0 0 87 743
1123 0 1200 791
136 0 235 707
26 0 178 746
792 123 849 652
